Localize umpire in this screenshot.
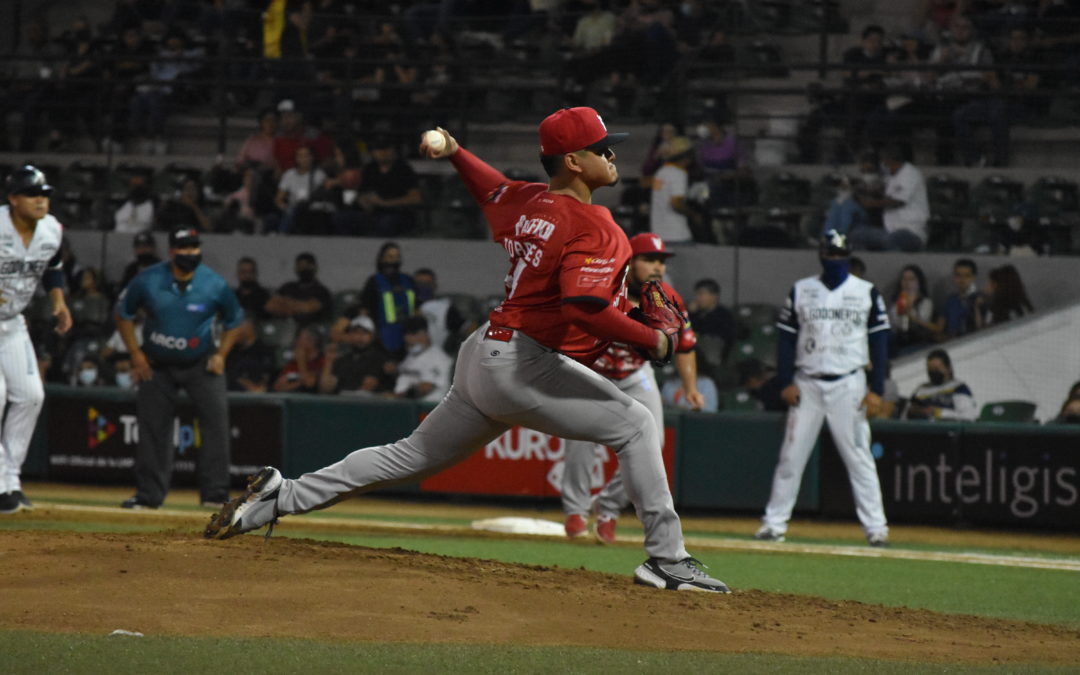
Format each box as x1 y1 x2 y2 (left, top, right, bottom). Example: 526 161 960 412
116 228 244 509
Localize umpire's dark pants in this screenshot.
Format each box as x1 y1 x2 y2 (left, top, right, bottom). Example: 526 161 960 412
134 358 230 506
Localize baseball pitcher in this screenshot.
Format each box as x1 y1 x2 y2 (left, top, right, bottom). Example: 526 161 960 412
755 229 890 546
206 108 730 593
561 233 702 543
0 166 73 514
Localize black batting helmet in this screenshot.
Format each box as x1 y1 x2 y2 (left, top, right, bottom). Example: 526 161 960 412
820 228 851 257
5 165 54 197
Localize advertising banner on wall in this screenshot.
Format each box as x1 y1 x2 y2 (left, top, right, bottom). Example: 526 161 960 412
420 425 677 498
46 395 284 488
821 422 1079 530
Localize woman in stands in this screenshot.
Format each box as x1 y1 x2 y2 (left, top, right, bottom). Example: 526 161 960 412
983 264 1034 325
887 264 937 355
903 348 978 421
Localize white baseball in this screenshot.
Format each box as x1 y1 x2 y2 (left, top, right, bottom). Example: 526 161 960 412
424 130 446 153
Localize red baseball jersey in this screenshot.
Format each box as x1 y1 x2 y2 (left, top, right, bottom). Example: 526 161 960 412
477 182 633 365
591 281 697 379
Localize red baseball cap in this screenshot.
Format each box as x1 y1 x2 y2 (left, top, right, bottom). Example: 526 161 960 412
538 107 629 156
629 233 675 258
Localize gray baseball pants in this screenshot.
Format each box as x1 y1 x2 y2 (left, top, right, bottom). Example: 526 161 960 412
134 358 231 506
275 324 690 562
561 362 663 520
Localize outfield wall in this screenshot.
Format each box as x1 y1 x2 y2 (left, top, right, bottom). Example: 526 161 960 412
30 386 1079 530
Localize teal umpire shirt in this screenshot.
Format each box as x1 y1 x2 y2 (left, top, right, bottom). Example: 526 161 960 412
117 261 244 365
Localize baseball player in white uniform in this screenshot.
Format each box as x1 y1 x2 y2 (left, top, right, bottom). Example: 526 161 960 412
561 233 703 543
755 229 890 546
0 166 73 514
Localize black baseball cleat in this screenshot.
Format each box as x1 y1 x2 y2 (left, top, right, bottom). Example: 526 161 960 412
120 496 159 510
0 492 20 514
204 467 282 540
13 491 33 511
634 557 732 593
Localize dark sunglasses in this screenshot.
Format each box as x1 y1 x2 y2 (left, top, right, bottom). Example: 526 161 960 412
582 143 615 160
16 187 53 198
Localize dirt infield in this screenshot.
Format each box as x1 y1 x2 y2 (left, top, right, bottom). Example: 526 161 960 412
3 527 1079 666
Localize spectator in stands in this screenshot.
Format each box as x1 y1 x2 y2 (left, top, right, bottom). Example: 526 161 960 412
225 317 276 393
56 18 105 151
888 264 937 355
687 278 737 365
919 0 968 43
72 355 104 388
954 26 1044 167
639 121 680 187
319 314 396 395
662 374 719 413
357 138 422 236
101 309 144 362
937 258 986 338
272 325 325 394
265 252 333 329
271 145 328 234
104 26 154 152
359 242 417 357
865 31 934 159
114 176 156 234
129 30 206 155
234 256 270 321
118 232 161 292
1034 0 1080 88
696 112 742 173
2 18 62 152
413 268 467 354
68 268 112 340
217 167 260 234
852 145 929 251
796 25 888 164
156 177 211 232
926 14 996 165
236 108 279 172
109 352 136 390
822 175 870 238
649 136 696 243
272 99 308 172
1048 381 1080 425
983 264 1033 324
737 358 788 413
903 348 978 420
392 316 452 402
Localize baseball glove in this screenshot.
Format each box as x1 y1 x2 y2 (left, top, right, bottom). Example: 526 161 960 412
629 280 681 364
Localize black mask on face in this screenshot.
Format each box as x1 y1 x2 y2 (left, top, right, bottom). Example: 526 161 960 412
239 280 259 291
928 370 946 386
137 252 157 266
297 268 316 283
378 262 402 277
173 253 202 273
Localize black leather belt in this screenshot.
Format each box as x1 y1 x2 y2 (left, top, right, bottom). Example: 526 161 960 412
810 369 858 381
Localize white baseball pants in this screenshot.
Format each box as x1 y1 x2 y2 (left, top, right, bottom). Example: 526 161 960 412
561 362 662 520
275 324 690 563
0 316 45 494
761 369 888 537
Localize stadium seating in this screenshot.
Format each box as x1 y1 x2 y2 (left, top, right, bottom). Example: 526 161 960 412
977 400 1038 424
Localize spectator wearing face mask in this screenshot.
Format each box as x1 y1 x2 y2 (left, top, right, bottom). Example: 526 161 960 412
392 316 452 403
413 267 466 354
358 242 416 357
233 256 270 321
114 176 155 233
264 252 333 329
110 353 136 390
1049 381 1080 425
72 355 103 387
118 231 161 292
903 348 977 421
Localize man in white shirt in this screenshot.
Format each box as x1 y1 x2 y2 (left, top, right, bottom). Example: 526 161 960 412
853 145 928 252
393 316 452 403
649 136 695 243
